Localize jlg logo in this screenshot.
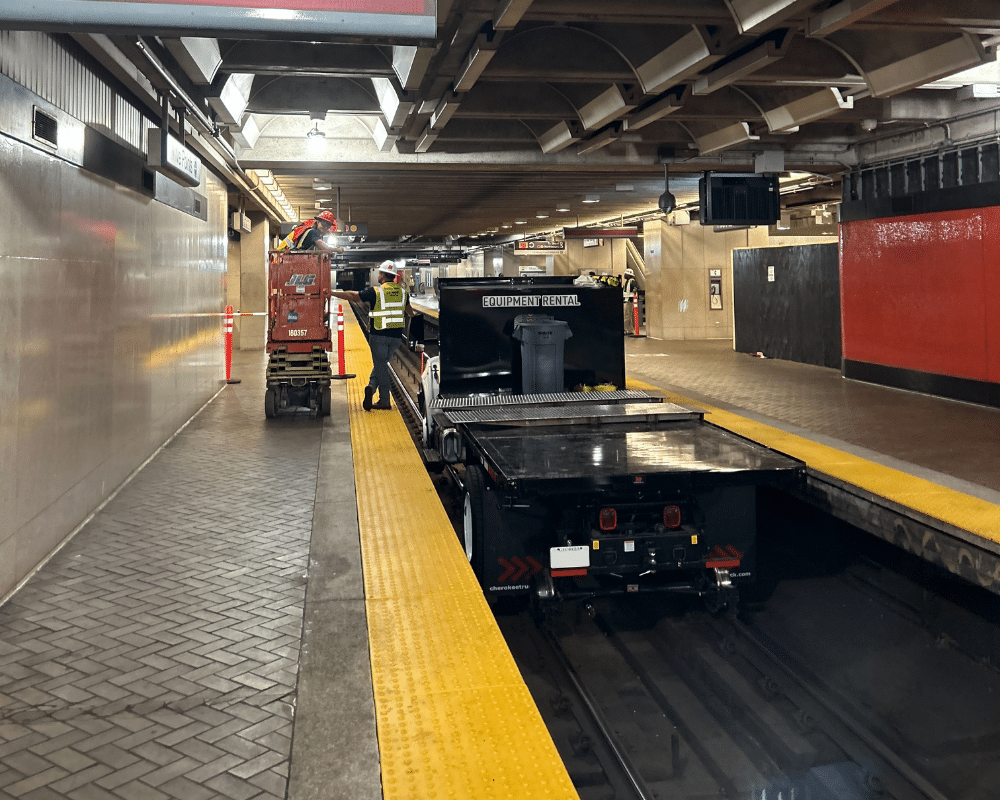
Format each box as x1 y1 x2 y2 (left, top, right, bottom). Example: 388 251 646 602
286 274 316 286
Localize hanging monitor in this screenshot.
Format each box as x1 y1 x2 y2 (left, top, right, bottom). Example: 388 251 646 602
698 172 780 226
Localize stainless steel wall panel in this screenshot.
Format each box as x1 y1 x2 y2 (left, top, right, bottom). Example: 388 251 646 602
0 131 226 602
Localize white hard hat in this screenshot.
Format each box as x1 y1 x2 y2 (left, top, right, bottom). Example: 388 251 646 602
378 260 398 276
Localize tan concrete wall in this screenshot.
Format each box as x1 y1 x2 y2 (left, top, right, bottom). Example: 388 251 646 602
553 238 628 276
645 220 836 341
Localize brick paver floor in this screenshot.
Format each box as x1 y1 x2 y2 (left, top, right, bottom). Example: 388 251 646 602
0 352 320 800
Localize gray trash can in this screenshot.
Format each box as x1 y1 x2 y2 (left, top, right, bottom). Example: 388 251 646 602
512 314 573 393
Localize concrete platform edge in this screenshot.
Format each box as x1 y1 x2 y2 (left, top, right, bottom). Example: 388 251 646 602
287 377 382 800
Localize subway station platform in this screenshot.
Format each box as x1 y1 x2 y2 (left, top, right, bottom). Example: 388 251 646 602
1 308 998 800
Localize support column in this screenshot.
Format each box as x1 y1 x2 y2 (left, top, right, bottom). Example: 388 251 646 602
240 212 270 350
643 217 665 339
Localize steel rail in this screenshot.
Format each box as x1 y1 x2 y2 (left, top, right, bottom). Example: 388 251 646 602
539 625 658 800
734 620 950 800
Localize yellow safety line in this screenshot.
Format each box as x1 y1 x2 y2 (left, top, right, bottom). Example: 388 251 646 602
627 378 1000 544
340 312 578 800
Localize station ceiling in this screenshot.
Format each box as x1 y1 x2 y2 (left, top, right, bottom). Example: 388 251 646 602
62 1 1000 250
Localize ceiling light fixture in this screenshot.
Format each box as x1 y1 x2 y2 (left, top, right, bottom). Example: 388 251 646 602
556 205 571 212
306 123 325 139
582 194 600 203
515 219 527 224
536 211 549 218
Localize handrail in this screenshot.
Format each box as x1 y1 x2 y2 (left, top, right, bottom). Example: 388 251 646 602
624 239 646 292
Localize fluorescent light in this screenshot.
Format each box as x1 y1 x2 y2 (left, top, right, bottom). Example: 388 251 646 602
867 34 989 97
582 194 600 203
577 125 621 155
637 27 720 94
415 125 438 152
536 211 549 218
764 87 853 132
692 37 787 95
695 122 760 154
579 85 634 131
493 0 533 30
455 33 499 93
539 120 582 154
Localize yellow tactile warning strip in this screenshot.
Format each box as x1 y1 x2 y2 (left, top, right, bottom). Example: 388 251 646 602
340 311 579 800
627 378 1000 545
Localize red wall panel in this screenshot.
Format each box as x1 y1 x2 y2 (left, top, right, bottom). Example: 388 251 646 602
840 209 991 381
984 208 1000 384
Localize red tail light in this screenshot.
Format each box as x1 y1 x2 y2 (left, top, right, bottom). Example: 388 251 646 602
663 505 681 528
599 507 617 531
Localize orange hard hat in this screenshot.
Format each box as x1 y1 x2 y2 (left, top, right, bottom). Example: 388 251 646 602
316 210 338 229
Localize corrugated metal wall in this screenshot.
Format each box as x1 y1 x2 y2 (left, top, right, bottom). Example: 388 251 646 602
0 33 227 601
0 30 146 153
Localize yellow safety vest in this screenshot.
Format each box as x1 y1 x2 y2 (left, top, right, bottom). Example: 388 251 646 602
370 282 407 331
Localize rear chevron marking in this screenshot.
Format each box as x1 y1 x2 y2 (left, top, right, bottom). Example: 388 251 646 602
497 556 543 583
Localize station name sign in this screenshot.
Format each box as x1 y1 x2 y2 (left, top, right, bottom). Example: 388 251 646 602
0 0 436 38
483 294 581 308
564 226 639 239
147 128 202 188
515 240 565 251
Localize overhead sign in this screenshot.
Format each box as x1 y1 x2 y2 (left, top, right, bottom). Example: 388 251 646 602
147 128 202 188
515 240 564 251
0 0 436 38
564 226 640 239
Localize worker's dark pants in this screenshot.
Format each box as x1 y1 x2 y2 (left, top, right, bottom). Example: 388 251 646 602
368 334 402 402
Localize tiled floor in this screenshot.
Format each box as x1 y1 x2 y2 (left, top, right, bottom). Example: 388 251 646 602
0 351 321 800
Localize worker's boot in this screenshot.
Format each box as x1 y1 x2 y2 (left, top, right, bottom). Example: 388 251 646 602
363 385 375 411
372 396 392 410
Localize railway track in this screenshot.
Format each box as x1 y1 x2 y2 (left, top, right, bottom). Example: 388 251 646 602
499 587 985 800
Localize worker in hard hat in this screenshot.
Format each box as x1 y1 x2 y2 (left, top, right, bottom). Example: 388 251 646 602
622 268 638 334
276 210 345 254
331 261 416 411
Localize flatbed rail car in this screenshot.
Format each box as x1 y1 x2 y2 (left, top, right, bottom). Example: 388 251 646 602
419 277 805 608
264 250 333 418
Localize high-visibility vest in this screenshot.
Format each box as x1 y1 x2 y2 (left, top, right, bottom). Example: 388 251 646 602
370 282 407 331
276 220 316 251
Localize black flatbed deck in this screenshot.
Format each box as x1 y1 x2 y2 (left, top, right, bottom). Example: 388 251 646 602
437 394 805 492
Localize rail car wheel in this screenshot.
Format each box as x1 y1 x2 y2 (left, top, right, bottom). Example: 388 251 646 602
462 465 486 578
264 389 276 419
320 387 331 417
704 568 738 616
